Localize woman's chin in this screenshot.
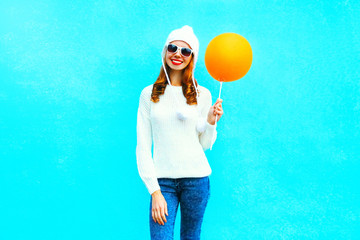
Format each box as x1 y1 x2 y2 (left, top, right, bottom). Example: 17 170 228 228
169 65 185 71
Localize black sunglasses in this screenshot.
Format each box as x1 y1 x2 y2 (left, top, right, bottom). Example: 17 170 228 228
167 44 193 57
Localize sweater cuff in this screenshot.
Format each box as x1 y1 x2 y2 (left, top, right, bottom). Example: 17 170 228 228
206 121 217 132
147 179 161 195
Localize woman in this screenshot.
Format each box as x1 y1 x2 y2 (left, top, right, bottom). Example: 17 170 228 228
136 25 224 240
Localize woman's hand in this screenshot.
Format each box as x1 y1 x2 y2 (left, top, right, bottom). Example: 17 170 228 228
151 190 168 225
207 98 224 125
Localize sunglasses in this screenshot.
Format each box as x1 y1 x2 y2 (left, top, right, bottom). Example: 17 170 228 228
167 44 193 57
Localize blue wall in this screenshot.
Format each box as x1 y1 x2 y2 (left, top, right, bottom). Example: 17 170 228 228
1 0 359 239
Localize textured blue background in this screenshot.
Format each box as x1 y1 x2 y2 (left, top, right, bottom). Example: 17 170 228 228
1 0 359 239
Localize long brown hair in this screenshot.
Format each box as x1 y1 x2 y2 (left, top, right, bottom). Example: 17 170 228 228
151 56 199 105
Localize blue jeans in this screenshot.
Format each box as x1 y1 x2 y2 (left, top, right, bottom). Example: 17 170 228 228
149 177 210 240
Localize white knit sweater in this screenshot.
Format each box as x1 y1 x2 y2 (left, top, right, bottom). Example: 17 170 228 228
136 84 217 194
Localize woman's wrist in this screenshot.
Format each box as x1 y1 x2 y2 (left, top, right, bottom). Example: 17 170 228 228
151 190 162 198
207 118 215 125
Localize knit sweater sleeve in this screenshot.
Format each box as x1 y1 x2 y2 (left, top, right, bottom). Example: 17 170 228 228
199 88 217 150
136 87 160 195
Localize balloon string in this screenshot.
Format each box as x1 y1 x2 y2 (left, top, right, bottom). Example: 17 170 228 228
210 81 223 150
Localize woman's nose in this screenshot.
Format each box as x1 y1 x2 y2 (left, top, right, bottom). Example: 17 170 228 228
173 50 181 57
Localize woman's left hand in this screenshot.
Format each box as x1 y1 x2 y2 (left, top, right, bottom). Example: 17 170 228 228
207 98 223 125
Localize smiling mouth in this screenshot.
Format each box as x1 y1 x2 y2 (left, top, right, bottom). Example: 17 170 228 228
171 59 183 65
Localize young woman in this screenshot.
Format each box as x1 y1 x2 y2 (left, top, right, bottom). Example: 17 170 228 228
136 25 224 240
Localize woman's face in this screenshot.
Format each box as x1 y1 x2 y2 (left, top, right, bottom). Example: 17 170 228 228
165 40 192 71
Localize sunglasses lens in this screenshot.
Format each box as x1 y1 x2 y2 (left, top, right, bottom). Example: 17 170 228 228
181 48 192 57
167 44 178 53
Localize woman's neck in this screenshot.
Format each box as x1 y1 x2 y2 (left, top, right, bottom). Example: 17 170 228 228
169 70 183 86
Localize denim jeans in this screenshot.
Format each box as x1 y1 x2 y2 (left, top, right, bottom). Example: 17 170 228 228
149 177 210 240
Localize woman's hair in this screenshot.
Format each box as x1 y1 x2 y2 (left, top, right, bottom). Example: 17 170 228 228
151 56 199 105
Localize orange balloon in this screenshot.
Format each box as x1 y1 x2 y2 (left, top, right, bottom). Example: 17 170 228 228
205 33 252 82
